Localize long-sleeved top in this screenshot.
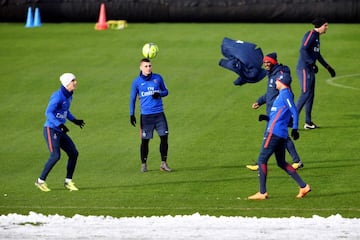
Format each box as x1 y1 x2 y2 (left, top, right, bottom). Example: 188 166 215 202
296 29 329 69
266 87 299 140
44 86 75 131
130 72 168 116
256 64 291 115
219 37 266 85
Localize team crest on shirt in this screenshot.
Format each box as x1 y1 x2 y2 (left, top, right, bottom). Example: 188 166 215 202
153 79 158 84
269 78 274 87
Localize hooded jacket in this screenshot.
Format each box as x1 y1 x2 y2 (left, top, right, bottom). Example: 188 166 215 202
256 64 292 115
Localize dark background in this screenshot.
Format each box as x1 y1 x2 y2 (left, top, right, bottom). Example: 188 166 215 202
0 0 359 23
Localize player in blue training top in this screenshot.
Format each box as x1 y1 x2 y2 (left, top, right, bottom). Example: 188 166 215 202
130 58 171 173
246 53 304 171
248 70 311 200
35 73 85 192
296 17 336 129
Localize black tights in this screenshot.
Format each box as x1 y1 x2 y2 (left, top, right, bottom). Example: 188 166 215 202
141 136 168 163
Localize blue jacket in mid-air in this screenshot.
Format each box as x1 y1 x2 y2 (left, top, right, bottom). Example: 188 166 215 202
219 37 266 86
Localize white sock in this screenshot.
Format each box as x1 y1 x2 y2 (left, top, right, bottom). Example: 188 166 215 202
37 178 45 183
65 178 72 183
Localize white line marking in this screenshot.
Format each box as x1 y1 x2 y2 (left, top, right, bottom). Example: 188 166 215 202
326 73 360 90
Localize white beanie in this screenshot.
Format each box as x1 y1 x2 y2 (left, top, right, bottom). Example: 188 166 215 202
59 73 76 87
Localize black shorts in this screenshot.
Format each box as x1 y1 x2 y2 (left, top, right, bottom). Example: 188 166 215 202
140 112 168 139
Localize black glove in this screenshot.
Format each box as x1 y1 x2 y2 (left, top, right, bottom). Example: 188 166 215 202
72 119 85 129
58 124 69 133
327 66 336 77
130 115 136 127
312 64 318 74
258 114 269 122
152 92 160 99
291 129 299 140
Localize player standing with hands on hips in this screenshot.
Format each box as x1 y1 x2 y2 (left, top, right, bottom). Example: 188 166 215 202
35 73 85 192
129 58 171 173
248 70 311 200
296 17 336 129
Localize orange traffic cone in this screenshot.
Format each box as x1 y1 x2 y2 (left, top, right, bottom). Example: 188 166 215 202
95 3 108 30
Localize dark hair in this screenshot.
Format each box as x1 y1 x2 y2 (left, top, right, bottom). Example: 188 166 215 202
312 17 327 28
140 58 150 63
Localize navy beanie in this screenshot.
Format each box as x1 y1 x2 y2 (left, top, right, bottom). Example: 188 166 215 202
312 17 327 28
278 73 292 86
263 52 277 65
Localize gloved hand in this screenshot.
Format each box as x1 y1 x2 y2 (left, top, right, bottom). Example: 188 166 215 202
291 129 299 140
58 124 69 133
327 66 336 77
130 115 136 127
312 64 318 73
258 114 269 122
152 92 160 99
72 119 85 129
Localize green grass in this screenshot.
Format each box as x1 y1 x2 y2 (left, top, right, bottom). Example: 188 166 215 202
0 23 359 218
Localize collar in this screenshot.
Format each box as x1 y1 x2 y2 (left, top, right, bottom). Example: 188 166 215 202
140 71 152 81
61 86 73 98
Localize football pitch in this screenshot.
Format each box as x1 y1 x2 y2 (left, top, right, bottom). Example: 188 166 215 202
0 22 359 218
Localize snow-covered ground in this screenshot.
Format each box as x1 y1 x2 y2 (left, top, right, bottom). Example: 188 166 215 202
1 212 359 239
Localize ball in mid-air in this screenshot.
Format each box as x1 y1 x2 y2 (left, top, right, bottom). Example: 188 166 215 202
142 43 159 59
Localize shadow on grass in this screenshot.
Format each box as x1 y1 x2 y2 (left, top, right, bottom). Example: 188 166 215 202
300 158 359 170
76 165 253 191
299 122 360 130
79 176 253 191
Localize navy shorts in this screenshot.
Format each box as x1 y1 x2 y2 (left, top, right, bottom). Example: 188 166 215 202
140 112 168 139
